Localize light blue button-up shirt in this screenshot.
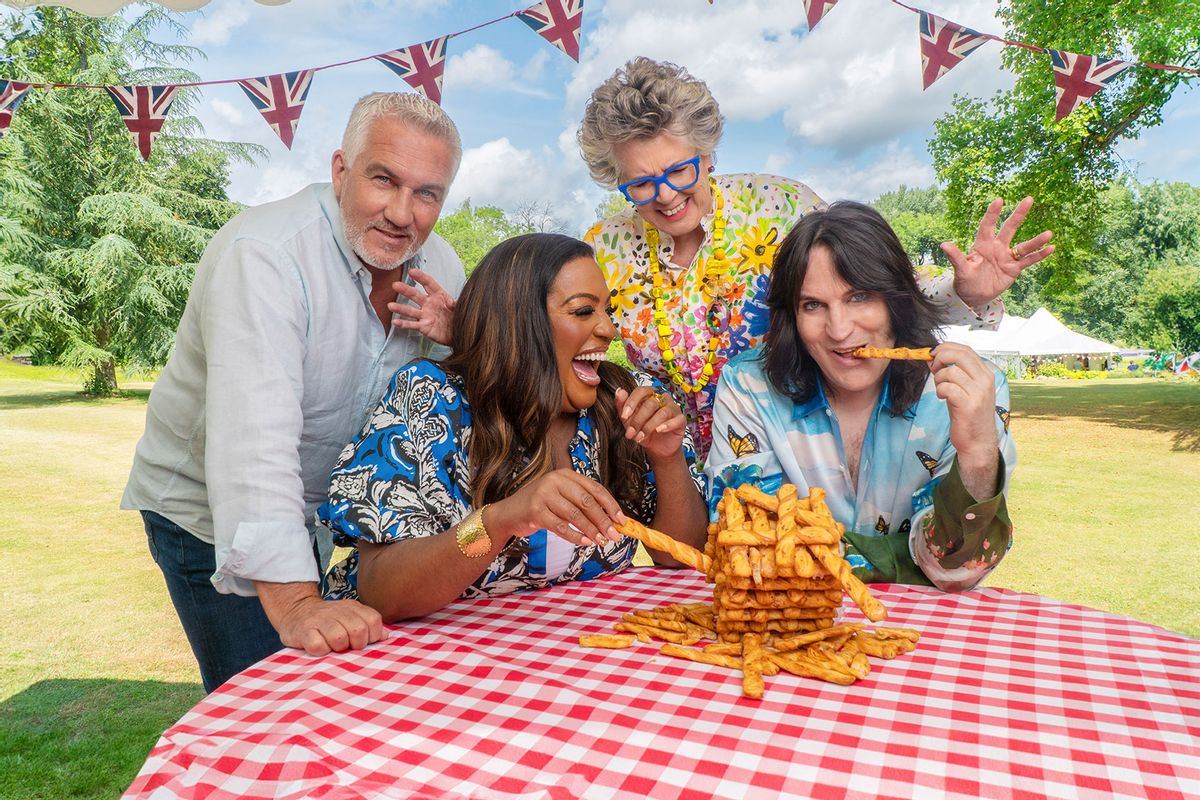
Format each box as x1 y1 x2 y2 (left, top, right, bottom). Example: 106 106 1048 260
122 183 465 596
706 347 1016 589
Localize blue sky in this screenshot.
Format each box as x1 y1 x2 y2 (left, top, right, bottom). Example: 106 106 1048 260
5 0 1198 233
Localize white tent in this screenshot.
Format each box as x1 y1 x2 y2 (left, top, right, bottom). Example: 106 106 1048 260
940 307 1120 375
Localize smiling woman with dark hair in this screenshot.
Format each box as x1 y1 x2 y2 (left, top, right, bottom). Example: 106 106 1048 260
319 233 707 621
706 202 1018 592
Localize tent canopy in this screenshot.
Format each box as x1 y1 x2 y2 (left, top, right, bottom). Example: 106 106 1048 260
941 307 1120 357
0 0 288 14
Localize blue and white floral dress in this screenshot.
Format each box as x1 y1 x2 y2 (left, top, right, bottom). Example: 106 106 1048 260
320 359 704 600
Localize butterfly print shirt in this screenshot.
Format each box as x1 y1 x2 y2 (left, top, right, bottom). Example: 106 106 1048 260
706 348 1017 592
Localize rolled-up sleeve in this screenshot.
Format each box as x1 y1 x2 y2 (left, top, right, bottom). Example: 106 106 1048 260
202 239 317 596
910 370 1018 591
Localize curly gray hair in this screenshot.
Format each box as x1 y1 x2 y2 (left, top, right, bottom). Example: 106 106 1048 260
341 92 462 177
577 57 724 189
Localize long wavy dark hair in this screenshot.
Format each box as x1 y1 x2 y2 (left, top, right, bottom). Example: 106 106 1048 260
762 201 942 415
441 233 647 514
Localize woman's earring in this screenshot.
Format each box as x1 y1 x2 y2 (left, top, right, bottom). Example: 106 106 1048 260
707 165 715 174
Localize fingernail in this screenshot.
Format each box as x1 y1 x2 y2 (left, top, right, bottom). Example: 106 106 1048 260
636 432 645 443
656 424 668 433
581 536 594 547
616 511 628 524
607 526 619 540
626 427 635 439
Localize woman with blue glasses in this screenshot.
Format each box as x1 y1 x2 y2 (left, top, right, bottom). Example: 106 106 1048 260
579 57 1054 460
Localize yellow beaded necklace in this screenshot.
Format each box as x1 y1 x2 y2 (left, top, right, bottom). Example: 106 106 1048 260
643 178 737 393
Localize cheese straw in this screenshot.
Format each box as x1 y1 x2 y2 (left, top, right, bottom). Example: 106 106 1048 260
616 518 712 574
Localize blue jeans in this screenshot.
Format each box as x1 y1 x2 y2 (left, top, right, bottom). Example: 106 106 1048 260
142 511 284 693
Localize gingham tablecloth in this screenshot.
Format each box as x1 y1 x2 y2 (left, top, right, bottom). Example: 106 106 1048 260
125 568 1200 800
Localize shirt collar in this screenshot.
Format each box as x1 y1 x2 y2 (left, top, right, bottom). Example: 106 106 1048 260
318 182 426 279
790 370 895 422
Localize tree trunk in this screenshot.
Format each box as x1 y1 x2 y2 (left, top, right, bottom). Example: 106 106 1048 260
86 358 118 396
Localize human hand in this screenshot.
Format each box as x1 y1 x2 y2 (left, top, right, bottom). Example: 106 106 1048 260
489 469 627 548
929 343 999 465
615 386 686 463
942 197 1055 309
256 581 385 656
388 268 456 345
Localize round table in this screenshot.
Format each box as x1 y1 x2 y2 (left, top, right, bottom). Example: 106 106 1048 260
124 568 1200 799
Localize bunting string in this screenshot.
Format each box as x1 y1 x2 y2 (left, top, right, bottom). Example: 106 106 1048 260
0 0 584 157
0 0 1195 158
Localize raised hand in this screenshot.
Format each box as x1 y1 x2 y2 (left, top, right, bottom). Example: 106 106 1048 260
615 386 687 463
489 469 627 548
941 197 1055 309
388 268 456 346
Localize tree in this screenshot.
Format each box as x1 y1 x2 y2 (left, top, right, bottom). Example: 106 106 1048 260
593 191 628 223
510 200 568 235
0 9 259 394
872 185 955 267
433 200 526 275
928 0 1199 298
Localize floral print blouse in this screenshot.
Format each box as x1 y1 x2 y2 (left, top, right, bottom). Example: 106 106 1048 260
319 359 705 601
584 173 1002 460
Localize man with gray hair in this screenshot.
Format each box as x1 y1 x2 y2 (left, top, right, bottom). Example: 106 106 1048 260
123 92 465 692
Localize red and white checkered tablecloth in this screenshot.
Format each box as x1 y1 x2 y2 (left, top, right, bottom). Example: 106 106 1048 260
125 568 1199 800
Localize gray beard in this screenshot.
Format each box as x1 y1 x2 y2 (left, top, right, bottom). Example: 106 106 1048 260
342 223 415 272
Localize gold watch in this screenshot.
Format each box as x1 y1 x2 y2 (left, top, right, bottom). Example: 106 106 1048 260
455 505 493 558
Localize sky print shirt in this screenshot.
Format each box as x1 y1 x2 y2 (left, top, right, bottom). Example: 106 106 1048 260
584 172 1004 460
320 359 706 600
705 348 1017 592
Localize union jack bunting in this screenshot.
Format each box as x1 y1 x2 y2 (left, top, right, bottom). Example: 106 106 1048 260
516 0 584 62
237 69 315 149
375 37 449 105
803 0 839 31
105 84 179 161
1049 49 1132 121
0 80 31 135
919 12 988 90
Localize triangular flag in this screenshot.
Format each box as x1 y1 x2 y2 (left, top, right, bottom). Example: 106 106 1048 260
237 69 315 149
0 80 31 135
1048 49 1132 121
516 0 584 62
375 37 449 105
918 12 988 90
105 84 179 161
803 0 839 31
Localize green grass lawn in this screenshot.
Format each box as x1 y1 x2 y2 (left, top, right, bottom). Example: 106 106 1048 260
0 362 1197 799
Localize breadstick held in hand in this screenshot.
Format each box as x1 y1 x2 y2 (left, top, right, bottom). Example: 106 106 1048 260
852 346 933 361
617 518 712 574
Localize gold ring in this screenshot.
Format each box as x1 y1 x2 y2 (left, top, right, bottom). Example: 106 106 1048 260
1010 246 1022 260
653 392 667 408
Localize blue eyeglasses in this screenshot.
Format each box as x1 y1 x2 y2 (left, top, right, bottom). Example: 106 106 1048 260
617 156 702 205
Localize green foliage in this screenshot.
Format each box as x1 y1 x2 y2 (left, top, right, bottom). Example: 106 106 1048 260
928 0 1199 295
593 191 629 224
434 199 533 275
1128 263 1200 352
0 9 257 394
872 185 954 266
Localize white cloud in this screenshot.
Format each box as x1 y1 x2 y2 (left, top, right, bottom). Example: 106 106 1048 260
189 1 252 47
447 45 516 88
567 0 1012 154
800 143 938 202
209 98 246 127
446 137 600 235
